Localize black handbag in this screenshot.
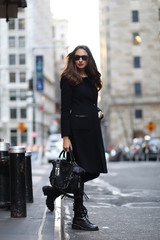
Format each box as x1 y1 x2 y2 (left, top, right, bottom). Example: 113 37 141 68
49 148 85 197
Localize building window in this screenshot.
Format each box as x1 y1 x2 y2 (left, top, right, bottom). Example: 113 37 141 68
18 19 25 29
19 72 26 82
9 36 16 48
18 36 25 48
21 130 27 144
134 82 142 96
132 10 139 22
9 90 17 101
10 129 17 146
20 90 26 100
9 72 16 83
20 108 27 118
9 54 16 65
134 56 141 68
133 32 141 45
10 108 17 119
19 54 26 65
135 109 142 119
8 19 15 30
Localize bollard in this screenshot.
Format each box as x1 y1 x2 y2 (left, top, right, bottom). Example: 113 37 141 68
25 151 33 203
0 142 10 208
9 146 26 218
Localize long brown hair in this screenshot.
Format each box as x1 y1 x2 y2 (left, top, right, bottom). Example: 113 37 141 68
61 45 102 91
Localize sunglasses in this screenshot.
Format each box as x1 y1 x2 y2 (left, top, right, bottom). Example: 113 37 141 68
74 55 89 61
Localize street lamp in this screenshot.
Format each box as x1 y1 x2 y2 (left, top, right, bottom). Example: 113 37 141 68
40 95 45 154
31 48 44 145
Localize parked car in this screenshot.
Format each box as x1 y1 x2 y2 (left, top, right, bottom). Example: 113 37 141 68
130 138 144 161
45 134 63 163
142 138 160 161
109 145 131 161
109 148 121 161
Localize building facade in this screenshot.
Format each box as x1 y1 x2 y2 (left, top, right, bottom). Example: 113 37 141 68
0 0 55 146
49 18 68 133
52 19 68 113
99 0 160 149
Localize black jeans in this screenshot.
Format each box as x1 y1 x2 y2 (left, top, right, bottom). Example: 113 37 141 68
74 172 100 207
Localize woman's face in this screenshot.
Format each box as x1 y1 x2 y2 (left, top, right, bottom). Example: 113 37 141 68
74 48 89 70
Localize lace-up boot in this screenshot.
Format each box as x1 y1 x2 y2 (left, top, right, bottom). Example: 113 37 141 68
72 204 99 231
42 185 61 212
73 181 98 231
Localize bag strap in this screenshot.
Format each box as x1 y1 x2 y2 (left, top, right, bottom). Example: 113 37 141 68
58 150 66 159
61 192 74 199
61 190 89 200
58 148 76 163
68 147 76 163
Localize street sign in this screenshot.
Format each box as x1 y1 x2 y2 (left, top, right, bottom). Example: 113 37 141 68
146 121 156 132
17 122 27 132
36 56 44 91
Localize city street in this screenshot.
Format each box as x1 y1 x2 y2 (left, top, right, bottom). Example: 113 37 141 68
0 1 160 239
63 161 160 240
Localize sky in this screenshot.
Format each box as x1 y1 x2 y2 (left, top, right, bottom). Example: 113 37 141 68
50 0 100 68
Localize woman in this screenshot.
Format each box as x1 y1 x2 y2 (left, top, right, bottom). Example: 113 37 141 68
43 45 107 231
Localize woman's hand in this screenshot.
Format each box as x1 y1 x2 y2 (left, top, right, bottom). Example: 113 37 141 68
98 111 104 119
63 136 73 152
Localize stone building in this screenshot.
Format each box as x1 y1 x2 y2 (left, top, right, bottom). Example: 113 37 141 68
0 0 55 146
99 0 160 149
50 18 68 133
52 19 68 113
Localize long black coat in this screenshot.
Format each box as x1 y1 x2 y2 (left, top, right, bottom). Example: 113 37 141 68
60 76 108 174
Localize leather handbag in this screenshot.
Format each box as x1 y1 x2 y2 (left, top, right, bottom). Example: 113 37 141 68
49 148 85 197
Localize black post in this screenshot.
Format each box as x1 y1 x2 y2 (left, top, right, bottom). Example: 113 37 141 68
9 146 26 218
0 142 10 208
25 151 33 203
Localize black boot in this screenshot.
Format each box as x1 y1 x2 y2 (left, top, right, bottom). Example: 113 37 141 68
72 204 99 231
72 181 99 231
42 185 61 212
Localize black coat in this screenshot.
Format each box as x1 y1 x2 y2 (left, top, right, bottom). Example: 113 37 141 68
60 76 108 174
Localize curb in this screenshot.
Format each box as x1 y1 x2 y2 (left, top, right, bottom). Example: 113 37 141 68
54 196 64 240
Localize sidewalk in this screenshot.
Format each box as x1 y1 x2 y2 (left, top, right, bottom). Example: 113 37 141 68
0 162 63 240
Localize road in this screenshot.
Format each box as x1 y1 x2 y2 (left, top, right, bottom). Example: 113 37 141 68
63 161 160 240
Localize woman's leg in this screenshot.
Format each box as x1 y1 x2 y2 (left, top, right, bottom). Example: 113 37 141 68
72 172 100 231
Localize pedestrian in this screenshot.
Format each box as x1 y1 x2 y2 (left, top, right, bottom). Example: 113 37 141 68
42 45 108 231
